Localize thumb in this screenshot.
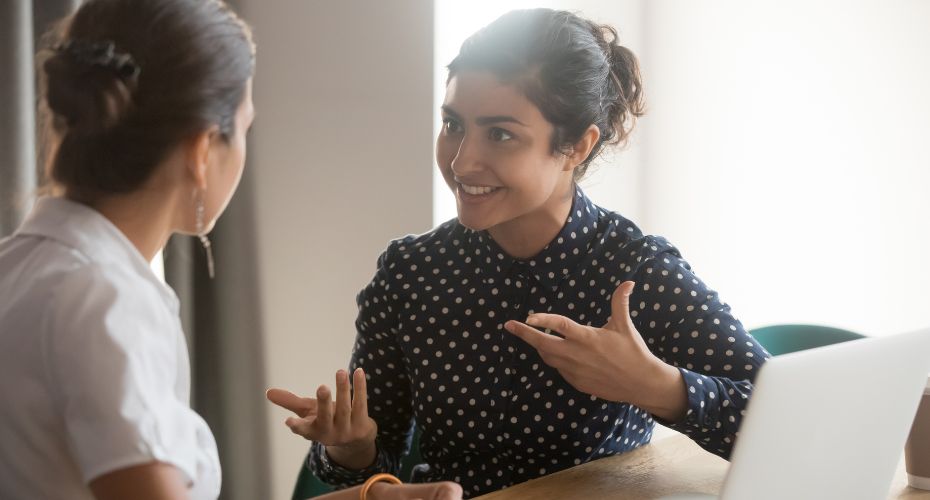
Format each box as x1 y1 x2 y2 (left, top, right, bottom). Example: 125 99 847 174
606 281 636 333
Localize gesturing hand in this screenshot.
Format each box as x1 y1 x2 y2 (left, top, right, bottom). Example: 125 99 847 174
504 281 687 421
266 368 379 469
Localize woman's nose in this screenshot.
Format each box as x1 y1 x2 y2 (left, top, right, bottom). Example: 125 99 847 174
450 133 483 177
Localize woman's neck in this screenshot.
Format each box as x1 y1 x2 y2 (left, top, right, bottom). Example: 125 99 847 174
487 183 575 260
77 187 180 262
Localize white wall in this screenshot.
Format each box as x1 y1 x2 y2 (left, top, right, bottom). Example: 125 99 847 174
638 0 930 335
240 2 435 498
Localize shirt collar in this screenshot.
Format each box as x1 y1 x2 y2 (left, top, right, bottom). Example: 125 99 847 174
15 196 180 312
470 185 601 290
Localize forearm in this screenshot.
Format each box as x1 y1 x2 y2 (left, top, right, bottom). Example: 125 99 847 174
309 439 396 487
315 486 362 500
663 369 758 458
90 462 189 500
630 251 769 457
314 482 390 500
317 481 463 500
325 440 378 470
633 358 688 423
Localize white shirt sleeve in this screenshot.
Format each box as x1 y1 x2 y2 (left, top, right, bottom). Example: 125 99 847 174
42 264 220 498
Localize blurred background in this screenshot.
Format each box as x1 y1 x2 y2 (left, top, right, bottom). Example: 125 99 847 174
2 1 929 499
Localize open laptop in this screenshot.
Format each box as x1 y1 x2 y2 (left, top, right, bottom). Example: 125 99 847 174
664 327 930 500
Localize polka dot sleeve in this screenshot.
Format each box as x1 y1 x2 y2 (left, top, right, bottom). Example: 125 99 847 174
306 243 415 486
630 251 770 458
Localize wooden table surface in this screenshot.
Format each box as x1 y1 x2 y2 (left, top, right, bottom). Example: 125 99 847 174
474 433 930 499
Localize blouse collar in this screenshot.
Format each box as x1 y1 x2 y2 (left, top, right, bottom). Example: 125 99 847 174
14 196 180 312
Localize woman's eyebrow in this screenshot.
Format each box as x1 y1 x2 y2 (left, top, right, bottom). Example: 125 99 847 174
441 106 527 127
475 115 527 127
440 105 461 119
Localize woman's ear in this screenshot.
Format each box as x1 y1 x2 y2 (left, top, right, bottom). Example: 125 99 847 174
565 124 601 171
185 126 219 190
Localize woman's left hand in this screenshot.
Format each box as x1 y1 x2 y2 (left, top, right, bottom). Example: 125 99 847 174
504 281 687 421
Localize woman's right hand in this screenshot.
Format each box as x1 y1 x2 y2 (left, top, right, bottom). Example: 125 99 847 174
266 367 378 469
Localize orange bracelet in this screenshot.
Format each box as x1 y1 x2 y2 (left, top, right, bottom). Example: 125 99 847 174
359 473 402 500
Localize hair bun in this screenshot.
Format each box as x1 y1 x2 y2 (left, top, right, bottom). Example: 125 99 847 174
43 39 139 135
589 23 645 148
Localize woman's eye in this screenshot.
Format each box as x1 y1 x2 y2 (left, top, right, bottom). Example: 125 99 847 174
443 118 462 134
489 127 513 142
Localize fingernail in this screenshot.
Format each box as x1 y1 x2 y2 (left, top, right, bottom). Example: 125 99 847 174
337 370 347 382
526 315 540 326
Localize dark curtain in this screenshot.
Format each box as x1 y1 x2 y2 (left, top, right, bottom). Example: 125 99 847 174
164 159 271 500
1 0 80 237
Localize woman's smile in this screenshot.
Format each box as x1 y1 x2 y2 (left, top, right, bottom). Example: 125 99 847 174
456 181 502 203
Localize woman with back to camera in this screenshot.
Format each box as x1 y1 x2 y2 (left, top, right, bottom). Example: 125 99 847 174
0 1 461 499
268 8 770 498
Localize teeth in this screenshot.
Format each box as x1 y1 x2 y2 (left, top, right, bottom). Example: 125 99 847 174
461 183 497 196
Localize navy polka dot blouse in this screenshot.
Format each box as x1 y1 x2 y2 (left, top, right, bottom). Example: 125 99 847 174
308 187 770 497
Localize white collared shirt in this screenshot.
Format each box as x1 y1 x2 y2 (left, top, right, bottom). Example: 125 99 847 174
0 197 220 500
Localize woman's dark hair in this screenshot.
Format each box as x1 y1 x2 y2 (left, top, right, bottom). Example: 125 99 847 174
448 9 644 181
38 0 255 200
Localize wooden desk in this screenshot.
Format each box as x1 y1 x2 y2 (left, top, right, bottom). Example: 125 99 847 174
474 434 930 499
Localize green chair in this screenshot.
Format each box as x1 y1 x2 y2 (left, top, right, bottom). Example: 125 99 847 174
291 458 333 500
291 426 424 500
750 323 865 356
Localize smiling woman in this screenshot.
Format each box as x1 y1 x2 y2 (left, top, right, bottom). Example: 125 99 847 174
437 72 578 249
435 8 643 259
269 7 769 499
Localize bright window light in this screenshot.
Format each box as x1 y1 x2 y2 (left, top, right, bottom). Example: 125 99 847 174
151 248 165 283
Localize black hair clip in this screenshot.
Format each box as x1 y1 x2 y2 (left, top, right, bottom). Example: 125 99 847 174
56 39 141 80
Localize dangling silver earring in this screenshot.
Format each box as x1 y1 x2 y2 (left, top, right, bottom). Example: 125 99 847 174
195 191 215 279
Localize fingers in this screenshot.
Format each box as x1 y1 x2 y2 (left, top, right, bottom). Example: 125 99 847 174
333 370 351 429
607 280 636 332
504 320 563 351
265 387 316 417
351 367 369 425
272 370 375 448
525 313 586 340
285 414 317 439
312 384 333 432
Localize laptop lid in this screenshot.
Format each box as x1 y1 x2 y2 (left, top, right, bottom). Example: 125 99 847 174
720 328 930 500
